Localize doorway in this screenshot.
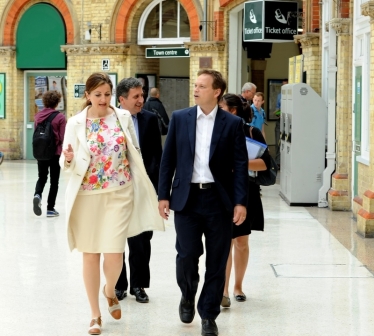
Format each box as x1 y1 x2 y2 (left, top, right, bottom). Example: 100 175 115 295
24 71 67 159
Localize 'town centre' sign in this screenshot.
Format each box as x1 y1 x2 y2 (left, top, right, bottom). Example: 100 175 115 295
243 0 298 42
146 47 190 58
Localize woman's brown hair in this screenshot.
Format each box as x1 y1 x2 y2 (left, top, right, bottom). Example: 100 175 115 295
82 72 113 109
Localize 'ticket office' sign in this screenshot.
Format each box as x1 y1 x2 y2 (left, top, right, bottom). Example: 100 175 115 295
243 0 298 42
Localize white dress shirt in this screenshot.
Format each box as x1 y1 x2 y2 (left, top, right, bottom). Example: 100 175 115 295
191 105 218 183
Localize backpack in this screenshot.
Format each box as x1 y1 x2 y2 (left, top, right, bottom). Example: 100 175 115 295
151 108 168 135
32 112 59 160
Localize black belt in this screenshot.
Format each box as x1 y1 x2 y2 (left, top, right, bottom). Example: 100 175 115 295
191 183 215 189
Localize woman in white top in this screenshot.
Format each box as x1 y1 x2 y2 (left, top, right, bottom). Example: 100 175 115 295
60 72 164 335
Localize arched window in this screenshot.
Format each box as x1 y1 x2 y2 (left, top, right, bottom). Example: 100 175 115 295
138 0 190 45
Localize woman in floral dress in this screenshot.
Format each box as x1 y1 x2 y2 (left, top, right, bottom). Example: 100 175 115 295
60 73 164 335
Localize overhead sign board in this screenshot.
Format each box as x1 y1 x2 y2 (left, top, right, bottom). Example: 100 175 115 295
243 0 298 42
145 47 190 58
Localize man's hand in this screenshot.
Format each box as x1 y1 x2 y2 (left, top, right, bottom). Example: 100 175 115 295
62 144 74 163
158 200 170 220
233 205 247 226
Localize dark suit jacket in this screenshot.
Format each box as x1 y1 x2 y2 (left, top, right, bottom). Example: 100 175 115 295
158 106 248 212
137 109 162 190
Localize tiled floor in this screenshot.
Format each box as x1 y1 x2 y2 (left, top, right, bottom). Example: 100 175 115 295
1 161 374 336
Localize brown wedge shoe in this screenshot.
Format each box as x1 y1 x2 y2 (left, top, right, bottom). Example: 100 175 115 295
221 295 231 308
102 285 121 319
88 316 102 335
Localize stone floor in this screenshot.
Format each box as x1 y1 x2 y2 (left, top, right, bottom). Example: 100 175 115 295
1 160 374 336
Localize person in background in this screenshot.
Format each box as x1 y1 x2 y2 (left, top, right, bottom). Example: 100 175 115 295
0 151 4 165
219 93 271 308
158 70 248 336
33 90 66 217
143 87 170 135
274 79 288 168
60 72 164 335
250 92 266 140
115 77 162 303
239 82 257 104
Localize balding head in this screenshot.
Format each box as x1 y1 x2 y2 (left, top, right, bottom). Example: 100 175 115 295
150 87 159 98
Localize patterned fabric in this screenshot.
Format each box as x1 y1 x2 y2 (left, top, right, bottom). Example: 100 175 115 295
80 113 131 192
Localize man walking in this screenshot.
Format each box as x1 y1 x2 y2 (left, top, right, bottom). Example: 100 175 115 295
33 90 66 217
143 87 169 135
115 77 162 303
158 70 248 336
239 82 257 104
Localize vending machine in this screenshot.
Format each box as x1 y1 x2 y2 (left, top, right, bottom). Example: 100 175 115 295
279 83 327 205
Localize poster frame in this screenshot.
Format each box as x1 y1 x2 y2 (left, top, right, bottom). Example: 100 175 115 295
267 79 284 121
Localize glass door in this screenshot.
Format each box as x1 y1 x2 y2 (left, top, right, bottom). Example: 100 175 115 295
25 71 67 159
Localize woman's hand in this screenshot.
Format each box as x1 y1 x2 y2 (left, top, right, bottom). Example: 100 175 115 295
63 144 74 163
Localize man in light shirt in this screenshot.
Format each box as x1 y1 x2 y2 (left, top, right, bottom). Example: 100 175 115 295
158 70 248 336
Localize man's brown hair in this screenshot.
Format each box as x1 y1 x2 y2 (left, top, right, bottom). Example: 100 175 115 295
197 69 227 102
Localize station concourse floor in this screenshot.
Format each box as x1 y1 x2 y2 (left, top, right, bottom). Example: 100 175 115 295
1 160 374 336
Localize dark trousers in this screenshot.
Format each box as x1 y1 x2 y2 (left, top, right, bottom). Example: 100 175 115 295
275 119 280 165
116 231 153 290
34 155 61 210
175 185 232 320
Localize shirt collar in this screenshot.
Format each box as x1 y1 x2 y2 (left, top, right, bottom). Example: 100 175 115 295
197 105 218 119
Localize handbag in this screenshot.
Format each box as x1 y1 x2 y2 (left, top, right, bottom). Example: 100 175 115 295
254 154 278 186
248 126 278 186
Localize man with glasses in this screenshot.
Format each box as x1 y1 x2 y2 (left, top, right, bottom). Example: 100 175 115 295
240 82 257 104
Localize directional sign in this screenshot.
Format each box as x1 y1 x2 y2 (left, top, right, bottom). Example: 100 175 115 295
146 47 190 58
74 84 85 98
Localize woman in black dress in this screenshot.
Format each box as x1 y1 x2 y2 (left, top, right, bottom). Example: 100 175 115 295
219 93 271 307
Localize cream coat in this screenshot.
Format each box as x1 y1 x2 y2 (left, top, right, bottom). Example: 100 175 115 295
59 106 165 251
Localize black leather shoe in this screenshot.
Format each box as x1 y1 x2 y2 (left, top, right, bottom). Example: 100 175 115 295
201 319 218 336
130 287 149 303
115 289 127 301
179 297 195 324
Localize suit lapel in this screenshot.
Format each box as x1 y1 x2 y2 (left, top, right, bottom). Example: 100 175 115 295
137 112 145 147
209 108 226 160
187 106 197 158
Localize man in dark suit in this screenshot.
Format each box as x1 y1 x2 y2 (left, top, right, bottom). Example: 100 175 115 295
115 77 162 303
158 70 248 336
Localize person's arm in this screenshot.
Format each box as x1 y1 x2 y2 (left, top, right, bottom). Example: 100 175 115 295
248 158 266 171
158 113 178 218
233 119 249 210
59 118 76 172
261 124 266 140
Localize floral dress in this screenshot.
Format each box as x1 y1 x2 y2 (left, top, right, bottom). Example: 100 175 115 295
79 113 131 193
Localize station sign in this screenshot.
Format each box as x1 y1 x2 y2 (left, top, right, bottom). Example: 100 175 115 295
243 0 298 42
145 47 190 58
74 84 85 98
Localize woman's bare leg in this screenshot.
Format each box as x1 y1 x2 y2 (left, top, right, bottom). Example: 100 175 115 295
103 253 123 298
83 253 101 318
233 235 249 295
223 241 234 297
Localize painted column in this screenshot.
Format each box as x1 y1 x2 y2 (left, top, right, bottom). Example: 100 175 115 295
0 47 23 159
293 33 321 94
327 18 352 211
184 42 227 106
355 1 374 237
60 44 130 117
